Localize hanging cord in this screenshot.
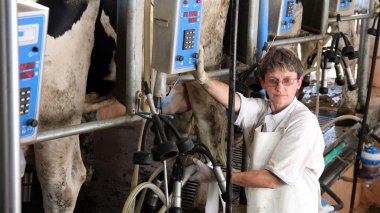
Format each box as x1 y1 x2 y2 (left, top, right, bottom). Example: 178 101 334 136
226 0 239 211
320 183 344 211
350 12 380 210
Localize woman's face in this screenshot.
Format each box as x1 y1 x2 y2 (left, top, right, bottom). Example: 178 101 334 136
259 67 302 113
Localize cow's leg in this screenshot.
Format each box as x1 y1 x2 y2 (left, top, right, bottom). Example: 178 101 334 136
34 136 85 212
34 0 100 211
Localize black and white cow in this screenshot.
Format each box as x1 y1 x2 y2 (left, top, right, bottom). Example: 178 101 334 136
30 0 231 212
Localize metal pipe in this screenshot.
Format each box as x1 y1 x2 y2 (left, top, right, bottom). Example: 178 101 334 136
357 17 370 110
153 72 167 98
328 13 371 23
226 0 239 211
257 0 268 60
358 0 375 110
0 0 21 212
320 0 329 35
350 10 380 210
270 34 326 47
245 0 259 65
22 115 141 145
167 68 229 84
116 0 144 115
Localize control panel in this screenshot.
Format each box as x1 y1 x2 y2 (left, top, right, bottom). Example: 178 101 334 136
17 1 48 143
339 0 351 10
329 0 355 15
152 0 203 74
269 0 296 36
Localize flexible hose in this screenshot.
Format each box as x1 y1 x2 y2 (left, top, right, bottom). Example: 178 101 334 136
122 182 166 213
141 119 153 151
192 145 218 166
159 114 182 140
157 165 198 213
320 115 362 131
320 183 344 211
135 158 175 212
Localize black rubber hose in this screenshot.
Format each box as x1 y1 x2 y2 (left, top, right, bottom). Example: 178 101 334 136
350 13 380 209
141 118 153 151
158 114 182 141
321 183 344 211
192 145 218 166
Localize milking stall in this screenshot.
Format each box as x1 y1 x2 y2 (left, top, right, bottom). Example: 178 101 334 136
2 0 380 212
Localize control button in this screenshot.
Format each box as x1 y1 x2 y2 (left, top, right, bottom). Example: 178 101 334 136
184 0 188 4
193 53 199 59
281 21 287 26
197 0 201 3
176 55 184 61
27 119 38 127
32 46 39 52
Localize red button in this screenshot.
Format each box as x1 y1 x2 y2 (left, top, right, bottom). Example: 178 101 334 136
197 0 201 3
184 0 188 4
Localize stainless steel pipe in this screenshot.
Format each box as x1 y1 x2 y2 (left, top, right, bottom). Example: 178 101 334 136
0 0 22 211
116 0 144 115
22 115 141 145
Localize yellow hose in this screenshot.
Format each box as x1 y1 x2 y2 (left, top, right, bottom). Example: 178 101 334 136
122 182 166 213
321 115 362 131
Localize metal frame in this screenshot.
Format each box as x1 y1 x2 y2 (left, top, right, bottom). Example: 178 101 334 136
1 0 21 212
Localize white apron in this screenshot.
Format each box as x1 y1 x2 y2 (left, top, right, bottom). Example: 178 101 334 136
245 124 321 213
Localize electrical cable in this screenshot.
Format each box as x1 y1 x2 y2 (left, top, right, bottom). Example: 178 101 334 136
350 11 380 210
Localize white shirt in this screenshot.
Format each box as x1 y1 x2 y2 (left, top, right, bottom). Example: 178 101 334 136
234 93 325 185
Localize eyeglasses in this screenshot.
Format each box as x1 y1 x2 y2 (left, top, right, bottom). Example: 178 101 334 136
266 78 299 87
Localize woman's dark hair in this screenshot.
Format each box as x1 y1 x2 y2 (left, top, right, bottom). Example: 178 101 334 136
258 47 303 79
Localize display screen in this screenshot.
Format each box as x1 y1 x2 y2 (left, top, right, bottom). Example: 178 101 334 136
184 11 198 17
189 11 198 17
20 71 34 79
20 62 35 70
189 18 197 23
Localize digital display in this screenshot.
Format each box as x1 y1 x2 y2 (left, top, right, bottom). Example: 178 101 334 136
189 18 197 23
20 62 35 70
184 11 198 17
20 71 34 79
189 11 198 17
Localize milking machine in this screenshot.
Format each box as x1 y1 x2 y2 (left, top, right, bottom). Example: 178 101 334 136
319 31 358 95
268 0 297 37
123 81 230 212
17 1 48 203
329 0 354 16
152 0 203 74
17 1 48 144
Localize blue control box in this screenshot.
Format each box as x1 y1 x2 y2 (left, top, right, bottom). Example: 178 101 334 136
339 0 350 11
280 0 295 33
18 1 48 143
269 0 296 36
153 0 203 74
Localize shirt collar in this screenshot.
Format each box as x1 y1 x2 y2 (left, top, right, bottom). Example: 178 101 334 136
267 97 298 119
